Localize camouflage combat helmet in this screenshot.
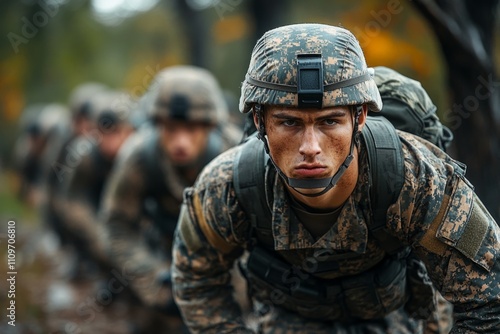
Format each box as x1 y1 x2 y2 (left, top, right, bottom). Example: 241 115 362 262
68 82 108 118
20 103 69 139
90 90 135 131
240 24 383 197
239 23 382 113
372 66 453 151
38 103 70 135
149 65 228 125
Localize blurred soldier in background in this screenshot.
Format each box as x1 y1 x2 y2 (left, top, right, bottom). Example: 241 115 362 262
55 90 136 277
13 103 69 208
43 82 108 258
99 65 243 329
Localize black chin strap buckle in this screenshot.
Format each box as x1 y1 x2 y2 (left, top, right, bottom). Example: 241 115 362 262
297 54 324 108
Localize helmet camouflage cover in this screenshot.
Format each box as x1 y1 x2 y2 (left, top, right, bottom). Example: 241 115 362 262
149 65 228 125
239 23 382 113
90 90 135 129
68 82 108 118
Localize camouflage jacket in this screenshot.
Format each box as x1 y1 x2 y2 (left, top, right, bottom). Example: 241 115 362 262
172 131 500 333
100 124 242 308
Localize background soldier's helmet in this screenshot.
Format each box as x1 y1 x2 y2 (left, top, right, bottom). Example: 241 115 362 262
19 103 69 140
90 90 135 130
239 23 383 113
372 66 453 150
68 82 108 119
148 65 228 125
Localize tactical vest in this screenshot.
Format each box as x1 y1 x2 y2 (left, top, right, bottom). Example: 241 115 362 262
234 117 437 322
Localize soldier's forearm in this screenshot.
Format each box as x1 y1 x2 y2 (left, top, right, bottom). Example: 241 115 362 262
450 304 500 333
447 255 500 332
173 276 252 333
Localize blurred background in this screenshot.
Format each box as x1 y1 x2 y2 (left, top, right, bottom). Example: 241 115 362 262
0 0 499 333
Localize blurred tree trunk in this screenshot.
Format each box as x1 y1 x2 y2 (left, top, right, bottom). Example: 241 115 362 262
412 0 500 221
174 0 210 68
248 0 287 44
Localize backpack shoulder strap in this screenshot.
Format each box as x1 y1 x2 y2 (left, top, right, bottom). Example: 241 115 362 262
362 116 405 254
233 136 274 247
142 131 165 195
141 131 179 235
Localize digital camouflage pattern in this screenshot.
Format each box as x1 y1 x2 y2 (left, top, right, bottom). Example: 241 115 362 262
239 23 382 113
371 66 453 151
149 65 229 125
172 129 500 333
172 23 498 333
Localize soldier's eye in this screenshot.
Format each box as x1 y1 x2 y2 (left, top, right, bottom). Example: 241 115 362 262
323 119 337 126
283 119 297 127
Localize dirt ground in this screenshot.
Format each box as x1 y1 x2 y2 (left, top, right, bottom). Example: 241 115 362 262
0 221 193 334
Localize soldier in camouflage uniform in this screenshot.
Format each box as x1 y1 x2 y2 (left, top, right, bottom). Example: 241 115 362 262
172 24 500 333
13 103 69 208
44 82 108 251
56 90 135 272
99 65 243 318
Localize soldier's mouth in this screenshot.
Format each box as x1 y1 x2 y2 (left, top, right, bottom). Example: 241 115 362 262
293 166 327 178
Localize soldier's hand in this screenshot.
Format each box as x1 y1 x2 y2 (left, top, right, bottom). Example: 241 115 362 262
153 270 181 316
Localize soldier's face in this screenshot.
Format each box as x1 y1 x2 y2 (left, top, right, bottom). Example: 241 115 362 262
159 120 212 166
99 124 134 160
257 105 367 192
73 116 93 136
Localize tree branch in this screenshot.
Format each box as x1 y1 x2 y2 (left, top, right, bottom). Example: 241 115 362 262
411 0 491 72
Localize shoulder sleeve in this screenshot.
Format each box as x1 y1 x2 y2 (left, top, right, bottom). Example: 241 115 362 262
387 132 500 332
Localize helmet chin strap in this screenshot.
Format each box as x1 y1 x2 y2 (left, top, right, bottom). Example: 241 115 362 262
255 105 362 198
